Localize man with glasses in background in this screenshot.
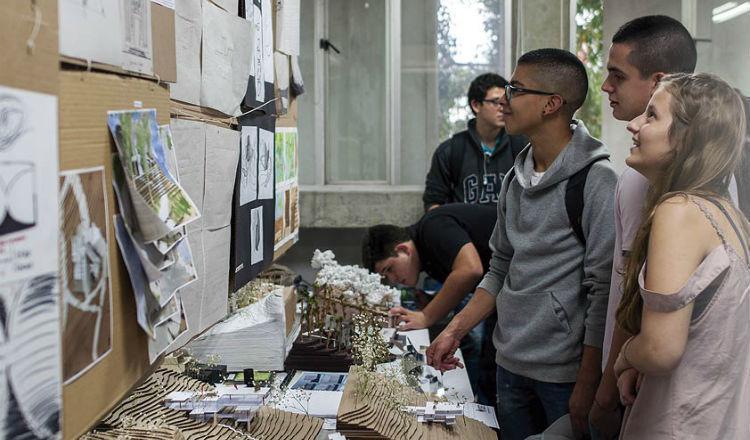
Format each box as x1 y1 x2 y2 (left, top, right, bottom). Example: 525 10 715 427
423 73 527 211
427 48 617 440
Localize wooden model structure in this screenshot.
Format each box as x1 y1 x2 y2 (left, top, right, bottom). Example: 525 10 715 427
286 250 398 372
336 368 496 440
83 369 322 440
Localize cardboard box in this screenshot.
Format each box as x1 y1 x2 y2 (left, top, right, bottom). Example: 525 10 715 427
0 0 59 95
59 70 171 439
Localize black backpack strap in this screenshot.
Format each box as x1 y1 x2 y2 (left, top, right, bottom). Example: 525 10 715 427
565 159 605 245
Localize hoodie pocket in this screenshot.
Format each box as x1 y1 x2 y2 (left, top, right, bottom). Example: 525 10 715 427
549 291 571 334
496 290 573 350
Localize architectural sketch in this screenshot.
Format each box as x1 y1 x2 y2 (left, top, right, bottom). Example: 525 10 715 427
59 168 112 383
0 273 61 439
0 94 27 152
239 126 258 206
253 3 265 102
0 161 37 237
258 128 274 199
250 206 263 265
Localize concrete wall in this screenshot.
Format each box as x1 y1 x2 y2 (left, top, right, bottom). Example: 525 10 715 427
600 0 682 174
300 189 423 228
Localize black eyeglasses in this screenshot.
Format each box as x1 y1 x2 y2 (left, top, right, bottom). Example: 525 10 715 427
481 98 503 107
504 84 556 103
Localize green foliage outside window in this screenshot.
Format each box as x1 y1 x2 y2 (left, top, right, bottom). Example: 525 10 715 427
576 0 604 139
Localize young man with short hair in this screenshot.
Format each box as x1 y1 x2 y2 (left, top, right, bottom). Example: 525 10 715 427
361 203 497 401
426 48 617 440
423 73 527 211
589 16 697 439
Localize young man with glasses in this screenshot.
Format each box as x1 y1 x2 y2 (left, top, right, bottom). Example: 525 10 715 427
423 73 527 211
426 48 617 440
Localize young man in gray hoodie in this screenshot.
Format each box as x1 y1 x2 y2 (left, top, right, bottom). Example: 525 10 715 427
426 48 617 440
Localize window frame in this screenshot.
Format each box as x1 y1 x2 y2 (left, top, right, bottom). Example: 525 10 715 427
302 0 515 191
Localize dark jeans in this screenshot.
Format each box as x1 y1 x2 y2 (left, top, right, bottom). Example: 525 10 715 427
496 365 575 440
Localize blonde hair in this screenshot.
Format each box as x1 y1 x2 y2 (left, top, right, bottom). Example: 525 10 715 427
617 73 749 334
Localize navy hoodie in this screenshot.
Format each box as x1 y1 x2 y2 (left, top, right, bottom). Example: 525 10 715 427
422 119 527 210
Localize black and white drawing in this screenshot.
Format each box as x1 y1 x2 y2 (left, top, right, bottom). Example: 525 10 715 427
239 126 258 206
258 128 274 200
252 3 265 102
0 94 27 152
0 162 37 237
59 168 113 384
0 273 61 439
250 206 263 265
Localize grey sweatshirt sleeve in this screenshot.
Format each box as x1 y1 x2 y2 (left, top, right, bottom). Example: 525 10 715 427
477 175 514 296
580 162 618 348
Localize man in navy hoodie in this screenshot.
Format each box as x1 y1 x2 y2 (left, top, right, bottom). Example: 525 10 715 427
427 49 616 440
423 73 527 211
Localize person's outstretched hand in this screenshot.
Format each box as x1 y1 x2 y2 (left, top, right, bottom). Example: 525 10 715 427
425 330 463 372
389 306 429 331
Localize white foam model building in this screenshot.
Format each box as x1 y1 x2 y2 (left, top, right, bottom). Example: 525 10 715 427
164 388 269 424
403 402 463 426
311 249 400 308
185 287 299 370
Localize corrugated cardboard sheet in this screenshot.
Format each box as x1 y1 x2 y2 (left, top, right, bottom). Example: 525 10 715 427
59 70 170 439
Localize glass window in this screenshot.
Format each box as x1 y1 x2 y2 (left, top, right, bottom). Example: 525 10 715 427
325 0 388 183
695 1 750 95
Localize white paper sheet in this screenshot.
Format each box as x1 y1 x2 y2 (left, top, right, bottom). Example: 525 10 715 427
463 403 500 429
120 0 154 75
274 51 290 110
262 0 275 83
203 125 239 230
211 0 238 13
239 126 258 206
252 3 265 102
171 0 202 105
170 119 206 215
250 206 263 264
166 229 204 350
201 1 253 116
273 390 343 418
201 226 230 329
0 85 59 283
258 128 274 200
275 0 300 56
59 0 122 67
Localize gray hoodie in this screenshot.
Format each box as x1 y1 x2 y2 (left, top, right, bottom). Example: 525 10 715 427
477 120 617 383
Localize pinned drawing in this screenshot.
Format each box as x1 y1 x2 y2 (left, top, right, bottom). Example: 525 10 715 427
0 161 37 237
250 206 263 265
258 128 274 199
59 167 113 383
0 85 58 285
0 94 27 152
239 126 258 206
107 109 200 241
0 273 61 439
252 3 265 102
